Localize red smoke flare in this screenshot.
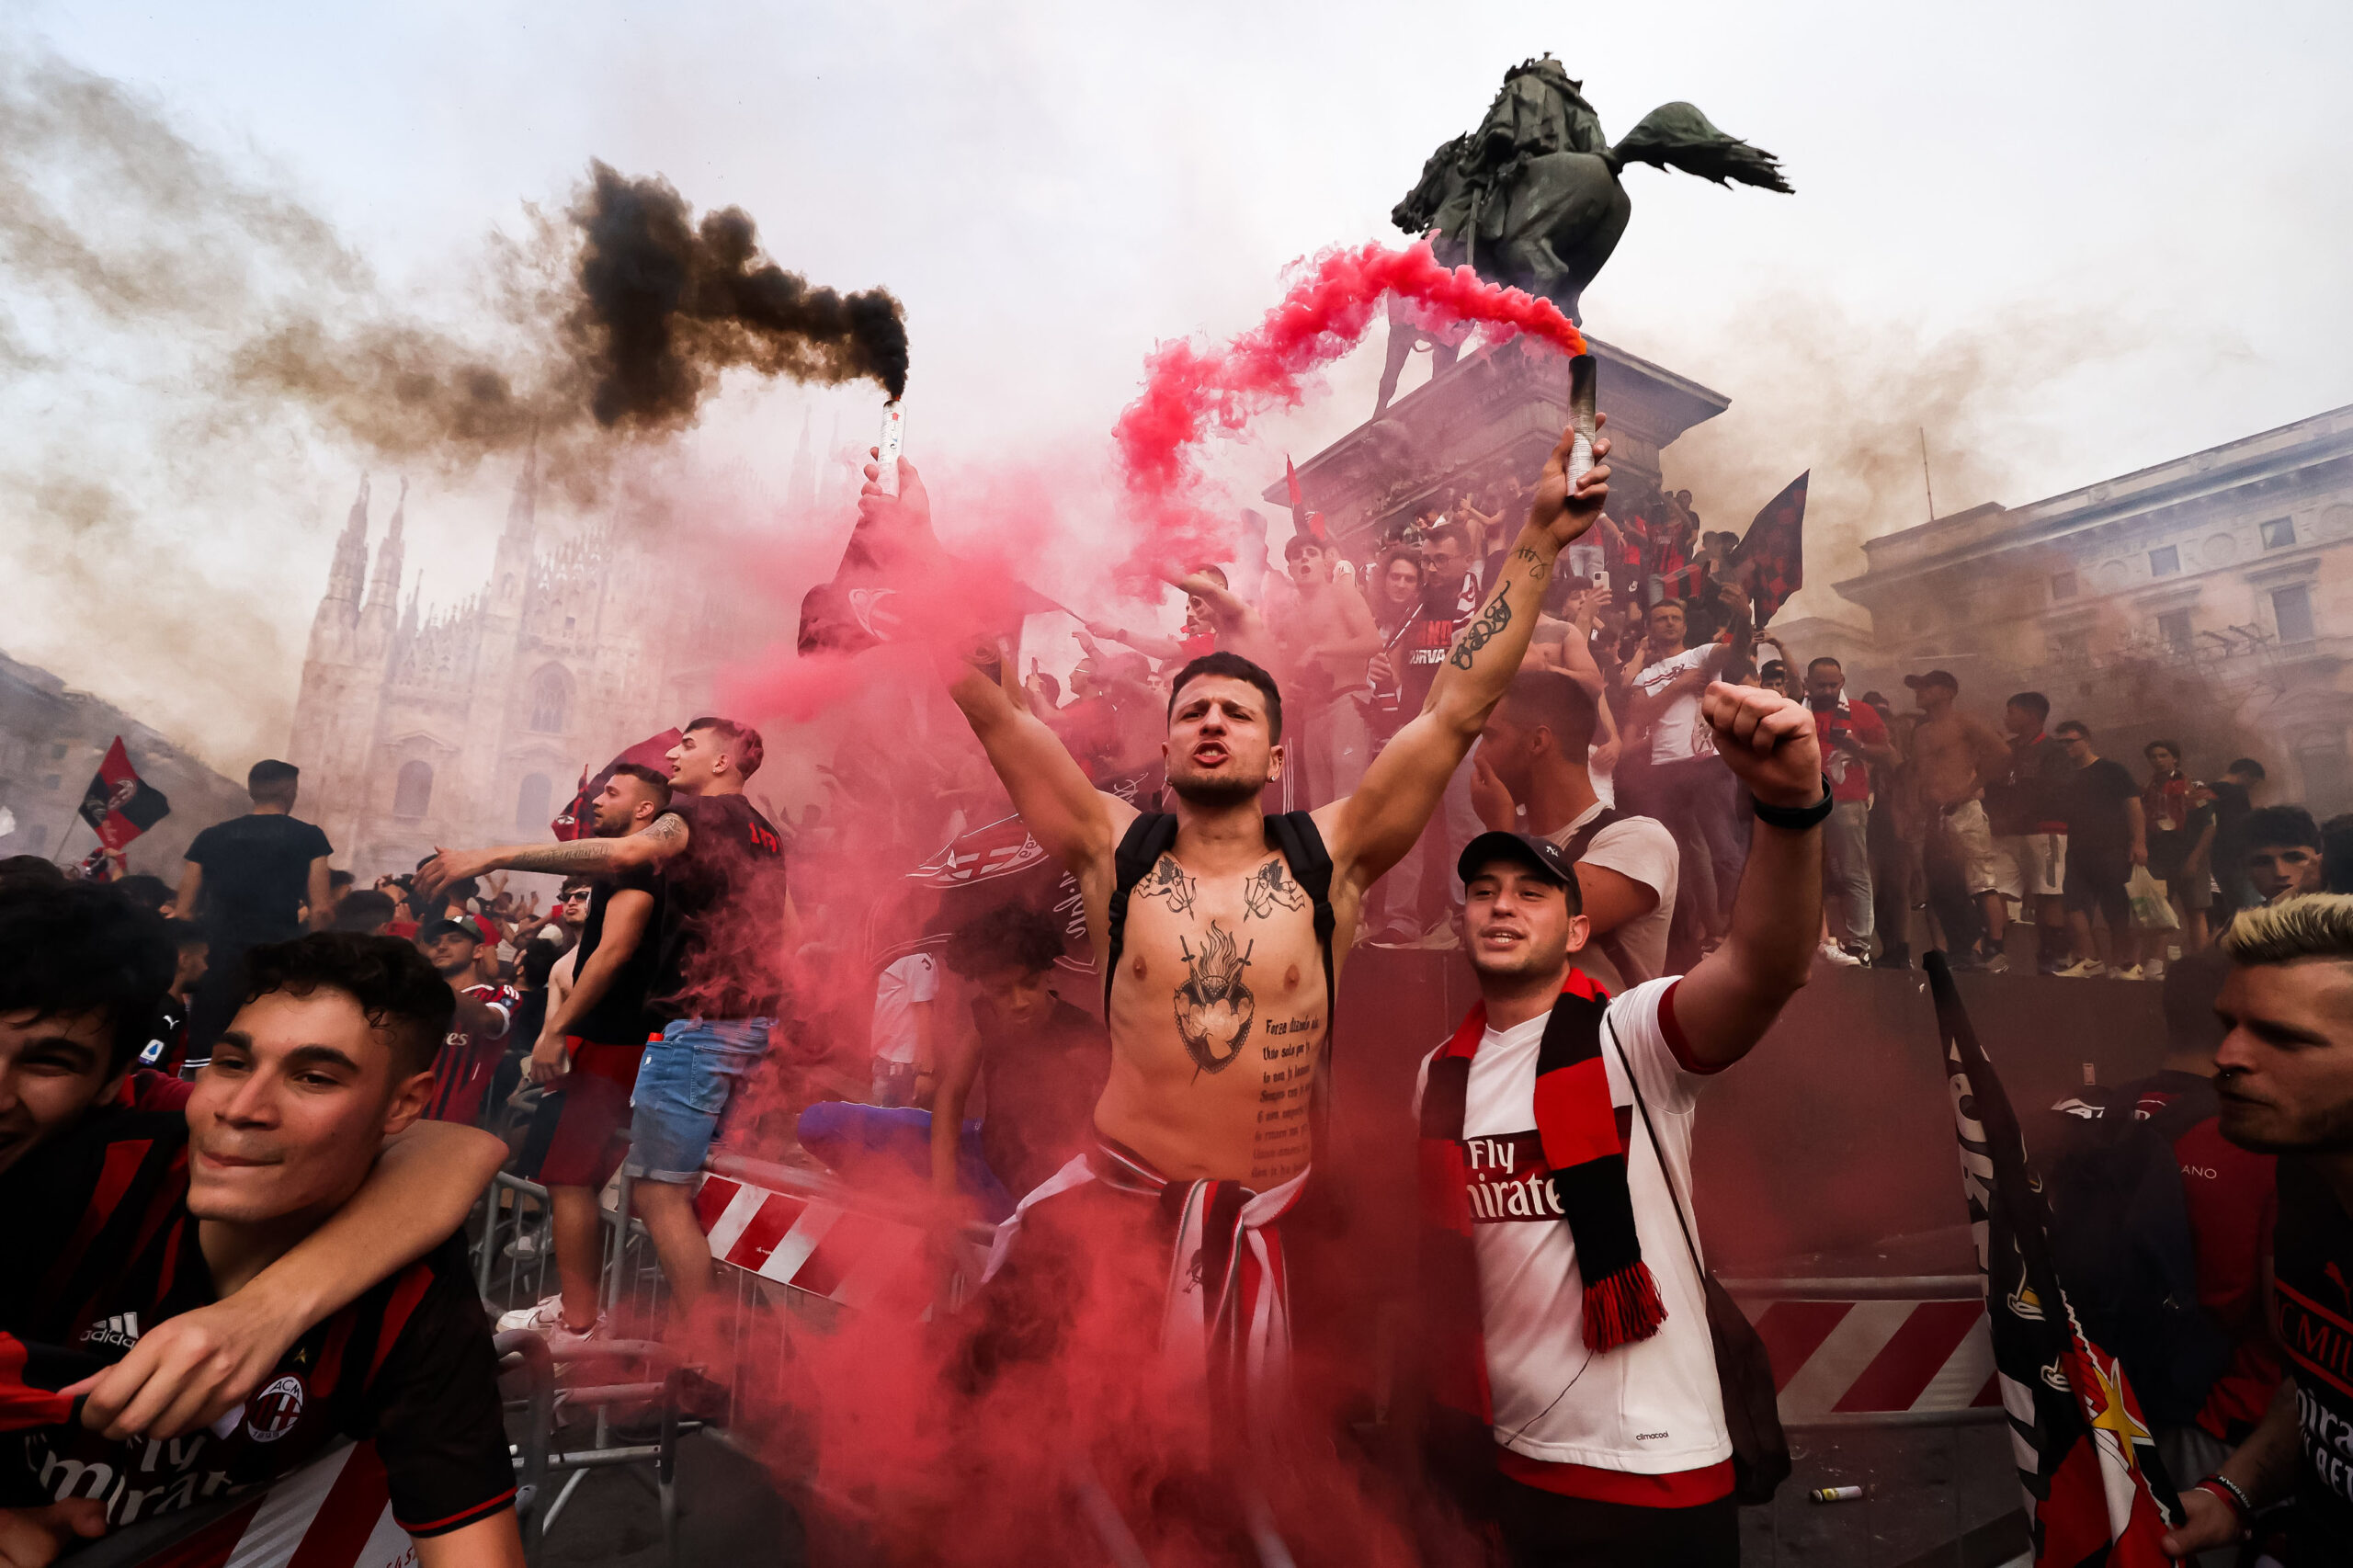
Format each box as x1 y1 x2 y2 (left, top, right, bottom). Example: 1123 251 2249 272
1112 239 1586 575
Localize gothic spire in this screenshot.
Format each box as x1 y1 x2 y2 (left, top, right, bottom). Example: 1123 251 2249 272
505 433 539 542
365 478 407 612
325 474 370 605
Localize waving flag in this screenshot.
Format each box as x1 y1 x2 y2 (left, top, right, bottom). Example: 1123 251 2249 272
76 737 170 852
1731 472 1808 626
1927 952 2179 1566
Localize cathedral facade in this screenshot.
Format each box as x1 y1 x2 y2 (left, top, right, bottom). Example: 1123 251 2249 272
287 455 756 880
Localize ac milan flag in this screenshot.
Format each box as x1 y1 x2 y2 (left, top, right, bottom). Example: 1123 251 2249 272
1730 472 1808 627
77 737 170 852
551 730 683 840
1927 952 2180 1566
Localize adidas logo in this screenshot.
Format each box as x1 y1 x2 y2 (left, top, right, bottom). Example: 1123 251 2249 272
78 1312 142 1353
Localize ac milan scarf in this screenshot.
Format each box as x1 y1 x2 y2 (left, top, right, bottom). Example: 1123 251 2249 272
985 1137 1309 1433
1417 971 1665 1425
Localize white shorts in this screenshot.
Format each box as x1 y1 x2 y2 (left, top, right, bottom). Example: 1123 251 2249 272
1992 833 2067 903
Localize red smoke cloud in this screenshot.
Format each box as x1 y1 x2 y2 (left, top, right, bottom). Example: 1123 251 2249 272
1112 238 1588 576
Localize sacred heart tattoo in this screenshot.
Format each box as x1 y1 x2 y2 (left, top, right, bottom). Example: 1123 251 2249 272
1137 856 1198 920
1242 859 1309 922
1174 921 1255 1075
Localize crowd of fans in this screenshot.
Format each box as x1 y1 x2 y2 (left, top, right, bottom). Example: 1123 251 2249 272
6 473 2353 1565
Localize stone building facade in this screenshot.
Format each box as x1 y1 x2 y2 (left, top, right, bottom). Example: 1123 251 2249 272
288 454 770 879
1833 403 2353 814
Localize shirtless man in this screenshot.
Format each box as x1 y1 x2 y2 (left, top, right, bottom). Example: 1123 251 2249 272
1904 669 2015 964
894 417 1610 1421
1270 534 1382 806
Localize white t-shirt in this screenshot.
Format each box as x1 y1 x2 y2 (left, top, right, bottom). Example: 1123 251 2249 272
1413 979 1731 1480
1630 646 1721 766
870 952 939 1064
1545 802 1678 989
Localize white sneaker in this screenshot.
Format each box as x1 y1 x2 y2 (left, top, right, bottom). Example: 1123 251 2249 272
1984 953 2012 974
2054 959 2107 979
496 1295 605 1347
1819 941 1863 967
2113 964 2146 982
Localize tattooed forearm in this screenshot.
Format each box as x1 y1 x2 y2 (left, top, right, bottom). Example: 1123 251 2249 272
1448 592 1515 671
1137 856 1198 918
496 812 684 875
1509 544 1551 579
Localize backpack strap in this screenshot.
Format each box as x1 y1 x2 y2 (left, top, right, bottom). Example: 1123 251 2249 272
1263 811 1337 1037
1104 812 1178 1012
1559 804 1626 863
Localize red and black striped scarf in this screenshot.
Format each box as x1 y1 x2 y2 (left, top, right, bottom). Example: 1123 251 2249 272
1415 970 1666 1425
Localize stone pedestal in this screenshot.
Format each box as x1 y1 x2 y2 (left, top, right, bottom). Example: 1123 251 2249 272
1262 335 1729 549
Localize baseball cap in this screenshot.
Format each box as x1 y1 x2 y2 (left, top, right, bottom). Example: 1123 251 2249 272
1457 831 1577 890
420 916 484 944
1903 669 1960 693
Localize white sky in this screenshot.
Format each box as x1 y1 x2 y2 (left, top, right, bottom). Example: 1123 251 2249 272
6 0 2350 769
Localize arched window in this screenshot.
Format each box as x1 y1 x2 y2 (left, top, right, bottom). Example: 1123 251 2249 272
529 665 572 733
516 772 552 833
392 760 433 818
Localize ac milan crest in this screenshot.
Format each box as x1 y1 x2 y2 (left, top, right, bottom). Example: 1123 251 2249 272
244 1374 307 1443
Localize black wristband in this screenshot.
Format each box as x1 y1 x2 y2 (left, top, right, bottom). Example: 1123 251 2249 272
1751 776 1835 831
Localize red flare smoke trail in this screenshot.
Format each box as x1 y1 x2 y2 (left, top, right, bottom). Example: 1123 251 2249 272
1112 239 1587 574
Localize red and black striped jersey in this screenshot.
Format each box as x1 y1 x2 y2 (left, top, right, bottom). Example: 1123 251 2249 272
422 982 518 1125
0 1112 514 1540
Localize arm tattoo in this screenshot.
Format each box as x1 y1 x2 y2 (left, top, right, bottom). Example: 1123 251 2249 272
497 812 684 875
1243 858 1310 922
1448 592 1514 670
1509 544 1551 578
498 838 631 875
1136 856 1198 919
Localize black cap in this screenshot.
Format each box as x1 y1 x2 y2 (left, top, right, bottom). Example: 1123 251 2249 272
1903 669 1960 692
419 917 482 944
1457 831 1576 890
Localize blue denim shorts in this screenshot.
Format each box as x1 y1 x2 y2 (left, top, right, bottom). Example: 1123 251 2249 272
627 1017 772 1183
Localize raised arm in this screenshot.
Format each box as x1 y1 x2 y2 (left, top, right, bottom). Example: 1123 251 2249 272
414 812 688 902
1327 420 1611 888
73 1119 506 1438
1663 685 1825 1068
944 641 1123 876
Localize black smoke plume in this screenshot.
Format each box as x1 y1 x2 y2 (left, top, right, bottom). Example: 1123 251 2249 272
574 161 909 428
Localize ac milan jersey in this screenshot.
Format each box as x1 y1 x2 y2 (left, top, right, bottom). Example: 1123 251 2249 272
423 983 518 1125
0 1114 514 1540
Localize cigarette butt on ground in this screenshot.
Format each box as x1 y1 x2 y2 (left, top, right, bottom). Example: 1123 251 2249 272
1808 1484 1869 1504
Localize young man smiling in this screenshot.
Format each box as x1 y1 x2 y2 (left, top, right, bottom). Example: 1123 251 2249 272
1416 681 1824 1567
1 932 520 1568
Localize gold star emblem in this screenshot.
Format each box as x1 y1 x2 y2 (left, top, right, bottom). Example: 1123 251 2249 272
2081 1350 2151 1459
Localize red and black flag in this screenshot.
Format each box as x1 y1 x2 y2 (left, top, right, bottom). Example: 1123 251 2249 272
1927 952 2179 1566
551 730 685 840
76 737 170 852
1284 456 1325 541
1730 472 1807 627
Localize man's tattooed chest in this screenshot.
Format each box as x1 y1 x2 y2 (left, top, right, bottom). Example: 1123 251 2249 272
1128 854 1320 1079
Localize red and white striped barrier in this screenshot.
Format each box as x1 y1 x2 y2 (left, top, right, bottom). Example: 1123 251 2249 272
1732 1280 2000 1428
693 1170 938 1314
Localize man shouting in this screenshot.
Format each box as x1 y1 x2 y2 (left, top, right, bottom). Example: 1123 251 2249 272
870 416 1610 1426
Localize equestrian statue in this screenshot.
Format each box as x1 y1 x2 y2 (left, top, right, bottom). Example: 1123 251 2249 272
1378 55 1791 413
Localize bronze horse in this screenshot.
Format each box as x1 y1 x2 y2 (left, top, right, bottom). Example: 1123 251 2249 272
1377 57 1790 413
